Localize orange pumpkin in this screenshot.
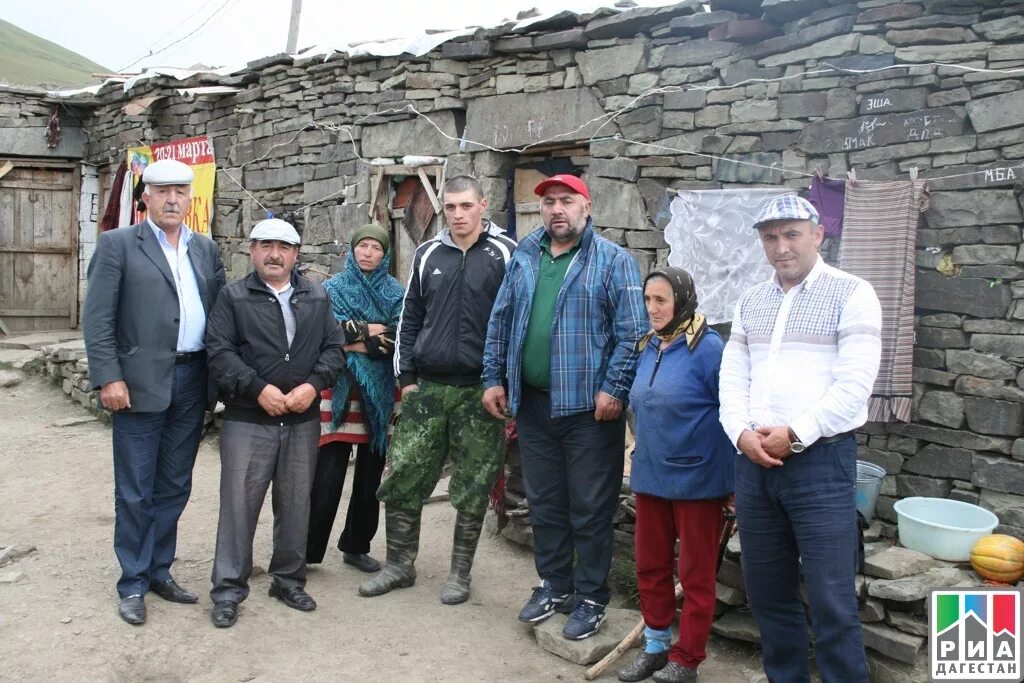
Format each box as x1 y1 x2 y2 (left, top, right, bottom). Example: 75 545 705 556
970 534 1024 583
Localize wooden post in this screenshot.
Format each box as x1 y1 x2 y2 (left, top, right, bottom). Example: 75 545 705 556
286 0 302 53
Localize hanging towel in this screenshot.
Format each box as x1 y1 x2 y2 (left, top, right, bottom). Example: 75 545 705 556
838 179 928 423
117 165 134 228
666 188 794 325
100 162 127 231
808 174 846 238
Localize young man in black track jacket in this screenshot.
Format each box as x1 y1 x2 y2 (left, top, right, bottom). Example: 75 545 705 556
359 176 516 606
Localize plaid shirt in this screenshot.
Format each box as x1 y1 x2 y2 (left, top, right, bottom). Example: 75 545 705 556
482 222 647 417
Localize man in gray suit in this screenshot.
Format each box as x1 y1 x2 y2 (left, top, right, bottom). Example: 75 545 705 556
83 158 225 626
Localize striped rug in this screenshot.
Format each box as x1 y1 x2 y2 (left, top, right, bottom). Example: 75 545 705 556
838 179 929 423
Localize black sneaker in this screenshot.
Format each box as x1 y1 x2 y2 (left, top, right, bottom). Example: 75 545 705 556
517 580 571 623
562 598 607 640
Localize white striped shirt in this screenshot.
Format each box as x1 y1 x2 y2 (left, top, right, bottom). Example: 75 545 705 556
718 256 882 448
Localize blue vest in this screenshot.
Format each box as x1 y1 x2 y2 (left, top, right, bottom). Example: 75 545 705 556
628 329 734 500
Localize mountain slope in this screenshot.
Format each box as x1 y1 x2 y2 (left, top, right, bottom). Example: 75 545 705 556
0 19 107 88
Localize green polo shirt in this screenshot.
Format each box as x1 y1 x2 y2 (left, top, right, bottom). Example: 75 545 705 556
521 234 582 390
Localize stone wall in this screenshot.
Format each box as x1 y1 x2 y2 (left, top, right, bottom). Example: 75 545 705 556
9 0 1024 535
0 86 88 158
77 164 100 319
712 531 998 681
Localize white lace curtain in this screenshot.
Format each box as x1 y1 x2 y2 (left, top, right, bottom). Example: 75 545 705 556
664 188 794 325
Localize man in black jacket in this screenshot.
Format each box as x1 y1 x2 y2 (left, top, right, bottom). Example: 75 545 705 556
359 176 515 605
205 218 345 628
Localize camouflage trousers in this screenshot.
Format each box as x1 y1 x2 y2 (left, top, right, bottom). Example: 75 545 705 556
377 380 505 516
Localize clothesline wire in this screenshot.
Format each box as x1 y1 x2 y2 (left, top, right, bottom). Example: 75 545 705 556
211 58 1024 214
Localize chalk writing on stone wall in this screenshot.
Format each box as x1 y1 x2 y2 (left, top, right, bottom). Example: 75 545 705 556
985 167 1017 183
864 96 892 112
801 107 964 154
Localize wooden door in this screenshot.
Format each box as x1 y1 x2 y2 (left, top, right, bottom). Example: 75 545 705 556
0 161 78 333
513 168 546 241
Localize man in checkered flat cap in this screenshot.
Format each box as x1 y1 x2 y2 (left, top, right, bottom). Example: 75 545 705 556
718 194 882 683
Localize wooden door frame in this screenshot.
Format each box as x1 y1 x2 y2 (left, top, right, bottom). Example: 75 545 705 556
0 157 81 332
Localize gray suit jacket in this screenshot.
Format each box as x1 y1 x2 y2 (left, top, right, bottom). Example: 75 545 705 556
82 222 226 413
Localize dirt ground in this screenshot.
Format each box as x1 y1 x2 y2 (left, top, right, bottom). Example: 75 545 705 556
0 374 763 682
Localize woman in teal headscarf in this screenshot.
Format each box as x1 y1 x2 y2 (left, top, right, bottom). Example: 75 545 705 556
307 224 405 573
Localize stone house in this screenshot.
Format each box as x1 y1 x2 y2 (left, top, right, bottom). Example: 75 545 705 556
2 0 1023 540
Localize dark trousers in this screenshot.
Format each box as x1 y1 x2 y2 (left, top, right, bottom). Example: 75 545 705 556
111 358 206 598
306 441 386 562
634 495 723 670
210 419 320 604
735 436 868 683
516 386 625 605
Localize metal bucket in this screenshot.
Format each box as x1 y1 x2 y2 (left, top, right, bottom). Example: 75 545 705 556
855 461 886 523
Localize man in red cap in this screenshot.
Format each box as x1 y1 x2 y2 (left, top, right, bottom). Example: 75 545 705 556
482 174 647 640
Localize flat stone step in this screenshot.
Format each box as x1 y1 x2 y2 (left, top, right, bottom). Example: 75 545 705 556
534 606 641 665
0 330 82 350
0 349 43 368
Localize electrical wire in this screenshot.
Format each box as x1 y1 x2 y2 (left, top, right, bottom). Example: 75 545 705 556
116 0 240 72
212 59 1024 213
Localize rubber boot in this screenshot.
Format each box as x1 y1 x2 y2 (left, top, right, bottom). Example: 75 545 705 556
440 511 484 605
358 507 420 597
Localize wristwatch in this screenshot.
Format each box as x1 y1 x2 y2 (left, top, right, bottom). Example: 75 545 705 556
788 428 806 454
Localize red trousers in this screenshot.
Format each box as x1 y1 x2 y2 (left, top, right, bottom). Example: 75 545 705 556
634 494 724 669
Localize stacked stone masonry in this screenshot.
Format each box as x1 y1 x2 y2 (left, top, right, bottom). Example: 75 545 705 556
9 0 1022 546
4 1 1023 675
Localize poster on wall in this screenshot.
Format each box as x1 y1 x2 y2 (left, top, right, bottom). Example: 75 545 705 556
126 136 216 235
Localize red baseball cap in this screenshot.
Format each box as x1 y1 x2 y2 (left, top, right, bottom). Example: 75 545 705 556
534 174 590 200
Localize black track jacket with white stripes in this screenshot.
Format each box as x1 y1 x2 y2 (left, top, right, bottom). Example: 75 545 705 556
394 220 516 388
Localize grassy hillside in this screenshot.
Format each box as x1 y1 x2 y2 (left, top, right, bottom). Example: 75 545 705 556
0 19 108 89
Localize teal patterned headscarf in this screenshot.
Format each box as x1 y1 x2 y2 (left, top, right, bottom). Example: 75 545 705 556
323 232 404 453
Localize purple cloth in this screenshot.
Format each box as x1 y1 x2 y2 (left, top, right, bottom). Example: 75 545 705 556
809 175 846 238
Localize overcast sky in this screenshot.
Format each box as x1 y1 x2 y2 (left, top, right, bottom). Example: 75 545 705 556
2 0 678 73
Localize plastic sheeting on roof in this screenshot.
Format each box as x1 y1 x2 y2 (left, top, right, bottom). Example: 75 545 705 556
43 1 680 97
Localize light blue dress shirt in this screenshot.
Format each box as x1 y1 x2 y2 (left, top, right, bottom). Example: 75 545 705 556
148 219 207 352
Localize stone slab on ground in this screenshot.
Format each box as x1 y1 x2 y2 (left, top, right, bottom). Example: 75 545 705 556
711 610 761 644
0 349 43 369
0 331 82 350
717 581 747 607
718 557 746 591
861 621 925 665
868 567 967 602
41 340 87 363
0 370 23 388
0 545 37 567
866 650 931 683
533 607 639 665
886 609 928 637
859 598 886 623
0 571 26 583
864 547 939 579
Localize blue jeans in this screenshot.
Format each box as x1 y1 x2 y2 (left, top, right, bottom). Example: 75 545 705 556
516 386 625 604
735 436 868 683
111 359 206 598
